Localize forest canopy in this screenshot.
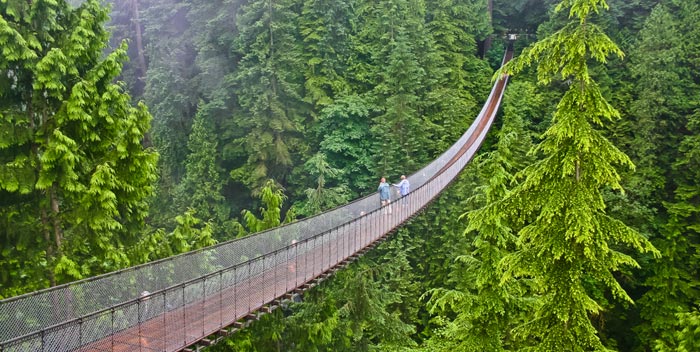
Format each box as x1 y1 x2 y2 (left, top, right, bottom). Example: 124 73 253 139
1 0 698 351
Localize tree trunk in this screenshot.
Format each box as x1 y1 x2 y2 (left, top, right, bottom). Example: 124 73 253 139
28 90 58 287
482 0 494 58
131 0 147 81
41 208 57 287
50 184 63 256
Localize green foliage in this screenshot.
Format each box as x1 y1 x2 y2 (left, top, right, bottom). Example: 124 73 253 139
619 4 699 349
654 310 700 352
0 0 158 295
423 81 537 351
139 0 200 228
314 95 376 194
493 0 659 350
230 0 308 190
626 3 685 206
299 0 354 110
127 209 217 263
355 0 437 175
371 25 429 174
295 153 352 216
241 180 294 234
424 0 492 153
493 0 555 34
174 107 235 239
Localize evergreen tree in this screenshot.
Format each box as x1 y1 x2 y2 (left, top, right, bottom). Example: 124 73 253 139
424 81 537 351
102 0 148 98
299 0 354 111
647 113 700 347
655 310 700 352
241 180 294 234
231 0 308 190
174 107 232 239
635 2 700 342
372 25 428 174
355 0 432 175
622 4 700 348
625 3 685 214
495 0 658 349
0 0 157 296
492 0 554 34
314 95 375 194
296 152 351 216
139 0 200 227
127 209 217 264
290 0 358 202
424 0 491 152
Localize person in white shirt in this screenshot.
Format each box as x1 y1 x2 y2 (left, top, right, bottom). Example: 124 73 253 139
393 175 410 205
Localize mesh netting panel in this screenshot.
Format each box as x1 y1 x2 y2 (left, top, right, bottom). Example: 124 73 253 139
44 322 80 352
2 335 41 352
80 310 113 347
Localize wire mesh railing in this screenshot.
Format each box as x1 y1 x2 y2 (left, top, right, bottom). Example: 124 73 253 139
0 50 512 352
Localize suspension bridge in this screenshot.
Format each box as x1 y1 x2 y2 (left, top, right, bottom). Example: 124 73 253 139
0 48 513 352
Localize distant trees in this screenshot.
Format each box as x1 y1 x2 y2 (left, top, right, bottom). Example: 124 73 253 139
174 108 233 239
363 0 430 174
0 0 157 296
231 0 308 191
425 0 492 152
631 3 700 349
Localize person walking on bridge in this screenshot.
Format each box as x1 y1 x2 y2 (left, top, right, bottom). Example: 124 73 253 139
393 175 409 205
378 177 391 214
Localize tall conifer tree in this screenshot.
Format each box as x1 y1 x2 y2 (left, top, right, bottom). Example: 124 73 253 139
0 0 157 296
299 0 354 110
637 4 700 346
624 4 700 348
626 3 685 212
424 0 491 152
495 0 658 349
174 108 231 239
232 0 307 190
140 0 199 226
356 0 431 175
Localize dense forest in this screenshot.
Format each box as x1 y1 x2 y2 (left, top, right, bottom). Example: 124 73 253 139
1 0 698 350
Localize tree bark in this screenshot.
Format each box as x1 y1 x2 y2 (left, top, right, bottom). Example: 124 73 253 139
482 0 494 58
131 0 147 80
50 184 63 256
41 208 57 287
28 89 58 287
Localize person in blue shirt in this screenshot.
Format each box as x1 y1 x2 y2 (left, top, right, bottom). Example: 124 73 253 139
393 175 410 205
378 177 391 213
